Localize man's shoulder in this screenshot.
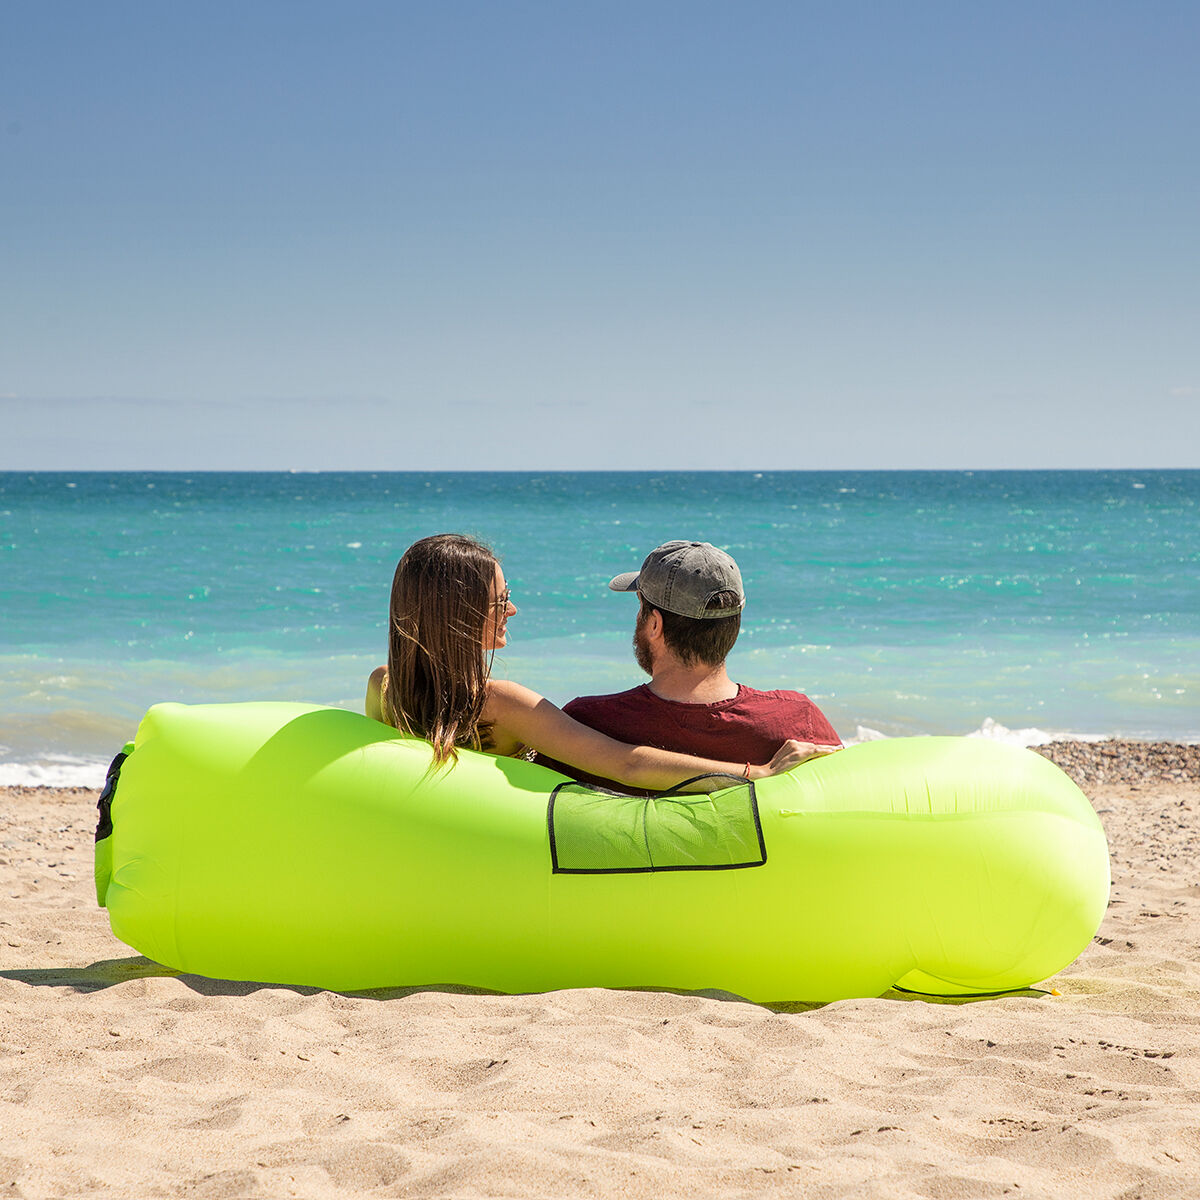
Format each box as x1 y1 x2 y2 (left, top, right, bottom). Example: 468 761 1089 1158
732 684 815 706
731 685 841 743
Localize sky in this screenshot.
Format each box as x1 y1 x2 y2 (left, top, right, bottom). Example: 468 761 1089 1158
2 1 1197 470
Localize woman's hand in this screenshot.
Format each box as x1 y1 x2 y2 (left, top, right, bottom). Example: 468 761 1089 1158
749 740 842 780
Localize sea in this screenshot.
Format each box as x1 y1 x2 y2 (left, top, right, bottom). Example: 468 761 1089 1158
1 470 1196 787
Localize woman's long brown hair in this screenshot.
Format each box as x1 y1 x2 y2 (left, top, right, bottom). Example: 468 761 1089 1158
381 533 499 765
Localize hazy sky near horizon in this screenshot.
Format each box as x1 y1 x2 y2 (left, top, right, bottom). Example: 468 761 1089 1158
3 2 1197 470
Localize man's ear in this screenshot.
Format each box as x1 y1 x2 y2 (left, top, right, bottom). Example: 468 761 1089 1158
645 607 664 642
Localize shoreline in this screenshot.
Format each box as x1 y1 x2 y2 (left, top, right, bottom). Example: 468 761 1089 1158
4 738 1196 800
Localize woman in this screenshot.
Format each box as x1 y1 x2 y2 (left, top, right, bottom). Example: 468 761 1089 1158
366 534 832 791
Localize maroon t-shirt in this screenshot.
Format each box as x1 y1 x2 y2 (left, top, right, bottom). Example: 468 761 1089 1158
536 683 841 793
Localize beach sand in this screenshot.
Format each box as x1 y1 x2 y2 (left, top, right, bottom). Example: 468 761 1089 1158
3 745 1199 1199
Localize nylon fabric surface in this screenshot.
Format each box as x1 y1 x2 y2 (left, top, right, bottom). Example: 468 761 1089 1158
96 702 1111 1001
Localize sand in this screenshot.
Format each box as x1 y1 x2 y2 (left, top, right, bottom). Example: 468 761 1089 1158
3 749 1199 1199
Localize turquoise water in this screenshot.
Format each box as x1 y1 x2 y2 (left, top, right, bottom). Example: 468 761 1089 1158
1 470 1196 783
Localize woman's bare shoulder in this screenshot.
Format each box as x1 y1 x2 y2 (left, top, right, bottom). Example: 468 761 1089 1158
480 678 543 757
484 676 547 712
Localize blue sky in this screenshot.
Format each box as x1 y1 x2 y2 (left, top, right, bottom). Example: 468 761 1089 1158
3 2 1197 469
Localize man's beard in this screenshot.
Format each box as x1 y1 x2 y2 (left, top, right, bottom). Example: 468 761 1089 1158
633 619 653 676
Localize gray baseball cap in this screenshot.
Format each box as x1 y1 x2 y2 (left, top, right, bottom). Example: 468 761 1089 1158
609 541 745 620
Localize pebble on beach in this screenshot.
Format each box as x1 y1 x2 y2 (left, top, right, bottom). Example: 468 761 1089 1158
1033 739 1200 788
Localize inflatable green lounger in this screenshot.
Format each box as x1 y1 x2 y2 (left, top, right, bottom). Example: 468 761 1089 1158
94 702 1110 1002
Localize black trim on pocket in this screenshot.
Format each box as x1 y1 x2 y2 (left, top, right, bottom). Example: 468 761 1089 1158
548 774 767 875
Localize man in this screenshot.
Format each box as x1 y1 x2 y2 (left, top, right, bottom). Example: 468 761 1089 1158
537 540 841 792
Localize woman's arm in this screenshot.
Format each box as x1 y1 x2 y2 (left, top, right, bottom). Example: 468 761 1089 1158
365 665 386 722
484 678 836 792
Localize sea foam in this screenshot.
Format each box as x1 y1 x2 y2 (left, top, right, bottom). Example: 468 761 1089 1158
0 755 112 788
